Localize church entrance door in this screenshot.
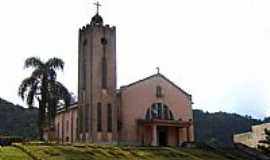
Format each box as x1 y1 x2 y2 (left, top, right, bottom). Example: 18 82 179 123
157 126 168 146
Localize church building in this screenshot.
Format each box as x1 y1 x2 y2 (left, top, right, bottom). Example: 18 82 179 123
50 3 194 146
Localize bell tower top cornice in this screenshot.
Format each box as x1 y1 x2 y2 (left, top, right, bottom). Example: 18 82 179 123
79 1 115 32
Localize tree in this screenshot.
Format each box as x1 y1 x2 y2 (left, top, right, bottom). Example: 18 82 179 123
18 57 71 139
258 128 270 154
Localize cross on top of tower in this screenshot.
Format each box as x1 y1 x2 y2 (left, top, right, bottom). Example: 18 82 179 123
90 1 103 25
94 1 101 14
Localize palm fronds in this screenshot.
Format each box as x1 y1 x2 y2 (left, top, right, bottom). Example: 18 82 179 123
18 56 71 139
24 57 44 69
46 57 64 71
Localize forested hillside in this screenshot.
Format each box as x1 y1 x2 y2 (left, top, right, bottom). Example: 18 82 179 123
0 97 267 147
193 109 263 147
0 98 38 138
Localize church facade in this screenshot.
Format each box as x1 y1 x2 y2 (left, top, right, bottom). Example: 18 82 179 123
50 10 194 146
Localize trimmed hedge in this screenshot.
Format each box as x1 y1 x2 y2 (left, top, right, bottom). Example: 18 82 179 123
0 136 24 146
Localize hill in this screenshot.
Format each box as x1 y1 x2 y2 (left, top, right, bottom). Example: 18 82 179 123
193 109 263 147
0 98 38 138
0 97 266 146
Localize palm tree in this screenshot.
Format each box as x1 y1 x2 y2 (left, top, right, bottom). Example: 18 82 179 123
18 57 71 140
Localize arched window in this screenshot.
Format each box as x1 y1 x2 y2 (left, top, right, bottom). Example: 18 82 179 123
145 103 175 120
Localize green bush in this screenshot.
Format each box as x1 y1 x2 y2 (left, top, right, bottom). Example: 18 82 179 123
0 136 25 146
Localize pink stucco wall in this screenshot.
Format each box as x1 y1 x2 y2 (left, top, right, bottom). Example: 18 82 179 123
55 104 78 143
119 74 194 145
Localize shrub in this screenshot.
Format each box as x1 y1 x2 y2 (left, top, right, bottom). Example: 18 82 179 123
0 136 24 146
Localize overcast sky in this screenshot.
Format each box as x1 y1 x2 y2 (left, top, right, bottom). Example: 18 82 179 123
0 0 270 119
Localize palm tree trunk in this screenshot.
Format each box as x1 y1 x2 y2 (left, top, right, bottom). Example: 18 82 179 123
38 104 45 140
39 77 48 140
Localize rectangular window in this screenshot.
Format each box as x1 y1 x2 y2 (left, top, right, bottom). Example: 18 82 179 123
97 103 102 132
151 104 158 118
157 103 162 119
62 118 64 143
164 106 169 120
79 105 83 133
76 118 79 138
57 123 60 139
85 104 89 132
82 39 87 90
66 120 69 133
107 104 112 132
71 113 74 143
156 86 162 97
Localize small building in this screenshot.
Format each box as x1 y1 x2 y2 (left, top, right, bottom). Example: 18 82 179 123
47 4 194 146
233 123 270 148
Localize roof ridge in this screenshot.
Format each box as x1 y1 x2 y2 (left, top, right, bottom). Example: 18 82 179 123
120 73 191 98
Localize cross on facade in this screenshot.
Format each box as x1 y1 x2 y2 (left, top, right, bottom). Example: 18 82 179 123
156 67 160 74
94 1 101 14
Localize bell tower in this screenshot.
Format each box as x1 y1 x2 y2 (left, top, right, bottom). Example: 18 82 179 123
78 2 117 143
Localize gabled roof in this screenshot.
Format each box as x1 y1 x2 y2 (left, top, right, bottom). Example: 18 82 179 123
120 73 192 98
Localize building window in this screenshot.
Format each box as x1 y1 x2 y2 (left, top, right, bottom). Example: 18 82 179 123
66 120 69 133
101 37 107 45
169 111 174 120
82 39 87 90
57 123 60 139
102 57 107 89
164 105 169 120
83 39 87 46
62 117 64 143
157 103 162 118
107 104 112 132
156 86 163 97
146 103 175 120
76 118 79 137
97 103 102 132
85 104 89 132
79 108 83 133
151 104 158 119
145 108 151 120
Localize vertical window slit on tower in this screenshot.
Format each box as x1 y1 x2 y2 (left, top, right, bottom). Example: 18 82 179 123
82 39 87 90
102 57 107 89
85 104 89 132
97 103 102 132
107 104 112 132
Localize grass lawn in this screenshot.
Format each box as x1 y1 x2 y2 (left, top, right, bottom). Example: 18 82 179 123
11 143 248 160
0 146 33 160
